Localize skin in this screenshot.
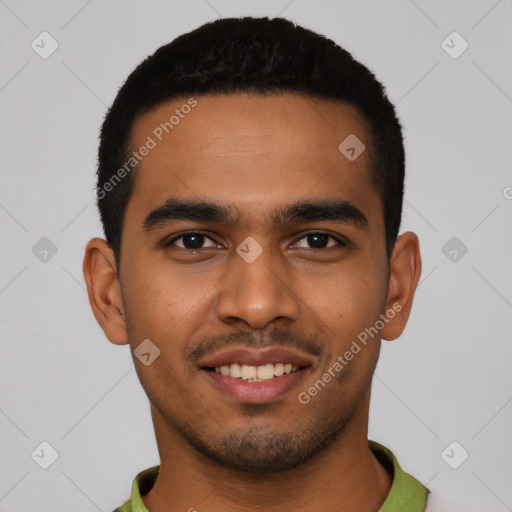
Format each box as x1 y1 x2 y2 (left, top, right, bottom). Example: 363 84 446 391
83 93 421 512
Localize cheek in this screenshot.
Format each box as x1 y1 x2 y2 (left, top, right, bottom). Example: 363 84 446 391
122 252 221 336
302 258 387 377
121 264 200 396
307 257 385 323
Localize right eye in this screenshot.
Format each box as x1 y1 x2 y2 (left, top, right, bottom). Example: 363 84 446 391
164 232 220 251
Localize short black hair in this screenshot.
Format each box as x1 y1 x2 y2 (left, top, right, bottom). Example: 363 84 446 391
96 16 405 273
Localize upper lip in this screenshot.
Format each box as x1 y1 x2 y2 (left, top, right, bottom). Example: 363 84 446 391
197 346 315 368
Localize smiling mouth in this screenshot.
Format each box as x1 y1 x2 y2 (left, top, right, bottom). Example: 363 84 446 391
204 363 305 382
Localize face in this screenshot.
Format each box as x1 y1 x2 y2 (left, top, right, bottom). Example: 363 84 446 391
84 93 421 474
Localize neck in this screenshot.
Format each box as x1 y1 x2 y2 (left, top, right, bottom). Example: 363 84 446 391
142 392 392 512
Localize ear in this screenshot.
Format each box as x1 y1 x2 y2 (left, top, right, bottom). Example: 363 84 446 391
82 237 129 345
381 231 422 341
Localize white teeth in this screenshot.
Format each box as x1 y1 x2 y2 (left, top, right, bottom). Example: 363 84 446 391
256 363 275 380
229 363 242 378
241 365 257 379
274 363 284 376
214 363 302 381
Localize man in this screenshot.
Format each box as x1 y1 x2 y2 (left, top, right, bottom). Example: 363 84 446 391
83 16 462 512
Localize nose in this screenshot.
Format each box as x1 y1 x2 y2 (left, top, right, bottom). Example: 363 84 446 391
215 244 301 330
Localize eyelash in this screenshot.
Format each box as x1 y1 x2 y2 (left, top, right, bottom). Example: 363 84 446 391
164 231 347 252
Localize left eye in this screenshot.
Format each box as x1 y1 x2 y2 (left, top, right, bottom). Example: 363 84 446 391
292 233 344 250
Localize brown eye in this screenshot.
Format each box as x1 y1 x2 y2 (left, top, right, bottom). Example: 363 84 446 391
165 232 218 250
293 233 346 250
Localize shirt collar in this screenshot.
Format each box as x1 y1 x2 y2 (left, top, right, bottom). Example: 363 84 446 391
118 440 429 512
369 440 429 512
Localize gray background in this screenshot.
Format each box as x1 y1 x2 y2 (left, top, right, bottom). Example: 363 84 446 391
1 0 511 510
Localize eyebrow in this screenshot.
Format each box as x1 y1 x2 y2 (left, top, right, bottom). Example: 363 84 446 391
142 197 369 233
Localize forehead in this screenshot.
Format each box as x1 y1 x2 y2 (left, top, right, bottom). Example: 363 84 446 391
124 93 382 233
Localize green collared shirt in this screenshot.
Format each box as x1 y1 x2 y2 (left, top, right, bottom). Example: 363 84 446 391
113 440 429 512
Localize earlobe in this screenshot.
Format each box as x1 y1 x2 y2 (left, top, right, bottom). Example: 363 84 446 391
381 232 422 341
82 238 129 345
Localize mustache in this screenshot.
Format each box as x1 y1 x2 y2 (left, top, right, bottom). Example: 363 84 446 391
187 327 323 363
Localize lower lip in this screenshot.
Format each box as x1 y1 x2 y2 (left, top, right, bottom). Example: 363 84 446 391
202 368 309 403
